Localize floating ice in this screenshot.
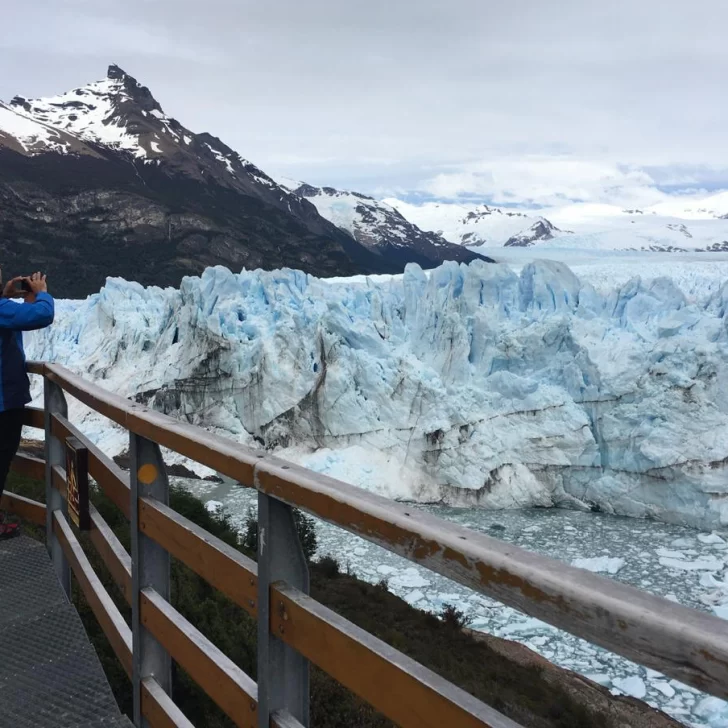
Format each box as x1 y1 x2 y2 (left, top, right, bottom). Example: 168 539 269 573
653 682 676 698
656 548 687 558
571 556 626 574
693 697 728 727
699 532 727 545
659 556 725 571
404 590 425 605
389 568 431 589
613 676 647 699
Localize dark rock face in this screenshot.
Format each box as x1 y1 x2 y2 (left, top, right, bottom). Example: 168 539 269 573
0 66 416 297
504 219 559 248
0 147 397 298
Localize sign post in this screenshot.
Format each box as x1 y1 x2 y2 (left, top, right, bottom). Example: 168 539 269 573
65 436 90 531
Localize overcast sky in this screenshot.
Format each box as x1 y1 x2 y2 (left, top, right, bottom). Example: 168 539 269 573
3 0 727 210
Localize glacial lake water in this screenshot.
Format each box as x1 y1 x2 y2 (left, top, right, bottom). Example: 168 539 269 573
174 477 728 728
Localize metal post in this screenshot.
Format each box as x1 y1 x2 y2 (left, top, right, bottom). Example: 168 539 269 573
256 491 310 728
130 434 171 728
44 377 70 597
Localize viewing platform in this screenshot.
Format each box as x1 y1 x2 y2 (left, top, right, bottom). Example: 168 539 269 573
0 360 726 727
0 535 132 728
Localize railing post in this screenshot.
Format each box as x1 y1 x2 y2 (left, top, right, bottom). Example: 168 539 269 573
256 490 310 728
44 376 70 597
130 434 171 727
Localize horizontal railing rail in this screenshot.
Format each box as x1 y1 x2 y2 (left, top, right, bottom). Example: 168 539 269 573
4 360 727 728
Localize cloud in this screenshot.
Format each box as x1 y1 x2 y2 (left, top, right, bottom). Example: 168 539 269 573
419 157 668 208
2 0 728 208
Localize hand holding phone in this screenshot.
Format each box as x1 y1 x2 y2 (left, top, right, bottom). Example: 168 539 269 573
13 278 32 294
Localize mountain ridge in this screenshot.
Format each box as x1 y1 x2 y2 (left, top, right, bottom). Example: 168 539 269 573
0 65 485 297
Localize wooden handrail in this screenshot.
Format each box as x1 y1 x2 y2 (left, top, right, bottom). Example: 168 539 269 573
270 581 520 728
11 453 45 480
25 362 728 704
141 588 258 728
89 504 133 603
141 677 195 728
54 510 133 677
40 362 262 486
0 491 45 525
139 497 258 618
22 406 45 429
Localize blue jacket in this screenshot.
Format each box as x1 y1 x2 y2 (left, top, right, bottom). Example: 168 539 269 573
0 293 54 412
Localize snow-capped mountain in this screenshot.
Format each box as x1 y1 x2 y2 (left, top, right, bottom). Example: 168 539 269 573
544 203 728 253
24 260 728 529
282 181 490 267
0 66 414 297
387 196 728 253
384 199 563 248
648 190 728 220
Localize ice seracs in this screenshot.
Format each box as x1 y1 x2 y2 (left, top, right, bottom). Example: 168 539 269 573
23 257 728 530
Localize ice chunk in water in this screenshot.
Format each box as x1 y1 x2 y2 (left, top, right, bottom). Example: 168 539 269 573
613 676 647 699
571 556 625 574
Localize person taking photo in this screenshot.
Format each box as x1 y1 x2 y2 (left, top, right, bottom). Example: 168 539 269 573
0 271 54 539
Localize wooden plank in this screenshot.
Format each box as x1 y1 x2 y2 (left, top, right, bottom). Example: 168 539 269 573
141 677 195 728
270 582 520 728
141 588 258 728
52 464 67 498
89 504 133 603
22 406 45 430
0 491 46 525
52 413 131 518
53 511 133 677
255 457 728 699
11 453 45 480
139 497 258 617
44 363 262 487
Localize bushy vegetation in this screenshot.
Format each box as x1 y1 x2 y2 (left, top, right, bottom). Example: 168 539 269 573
5 470 612 728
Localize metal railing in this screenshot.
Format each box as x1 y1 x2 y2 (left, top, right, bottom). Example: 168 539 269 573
2 361 727 728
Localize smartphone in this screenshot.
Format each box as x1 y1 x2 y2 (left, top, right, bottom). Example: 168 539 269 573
14 279 32 294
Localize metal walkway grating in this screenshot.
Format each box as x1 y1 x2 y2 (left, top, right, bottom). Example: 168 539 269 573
0 536 132 728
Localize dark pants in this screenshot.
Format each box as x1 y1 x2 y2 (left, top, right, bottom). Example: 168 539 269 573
0 408 25 502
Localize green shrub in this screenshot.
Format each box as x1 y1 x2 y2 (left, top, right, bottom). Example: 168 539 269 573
317 554 340 578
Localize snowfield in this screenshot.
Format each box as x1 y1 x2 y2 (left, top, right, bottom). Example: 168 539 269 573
24 253 728 530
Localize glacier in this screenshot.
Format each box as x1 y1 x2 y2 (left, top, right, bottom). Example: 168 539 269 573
24 258 728 528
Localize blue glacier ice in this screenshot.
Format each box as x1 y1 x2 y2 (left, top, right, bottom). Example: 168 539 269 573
24 259 728 528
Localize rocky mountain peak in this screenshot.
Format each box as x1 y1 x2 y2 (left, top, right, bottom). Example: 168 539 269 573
106 64 164 115
106 63 129 80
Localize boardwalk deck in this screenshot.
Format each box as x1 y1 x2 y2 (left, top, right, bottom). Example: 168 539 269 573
0 535 131 728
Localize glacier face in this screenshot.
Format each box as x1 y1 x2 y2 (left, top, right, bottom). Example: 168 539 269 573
24 259 728 528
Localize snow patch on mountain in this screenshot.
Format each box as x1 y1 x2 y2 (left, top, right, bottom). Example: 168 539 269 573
0 101 98 157
10 72 157 158
23 259 728 529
